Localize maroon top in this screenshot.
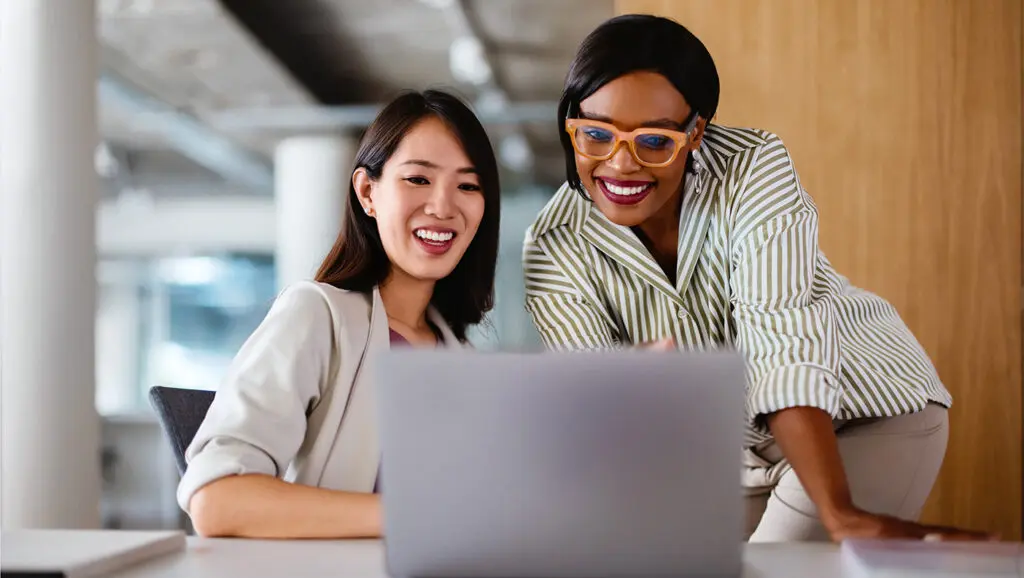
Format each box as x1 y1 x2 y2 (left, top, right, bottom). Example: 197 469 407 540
389 328 443 347
389 329 410 346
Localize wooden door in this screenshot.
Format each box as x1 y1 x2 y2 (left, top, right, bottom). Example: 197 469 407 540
616 0 1023 539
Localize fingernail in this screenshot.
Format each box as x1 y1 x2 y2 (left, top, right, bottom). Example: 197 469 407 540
923 533 942 542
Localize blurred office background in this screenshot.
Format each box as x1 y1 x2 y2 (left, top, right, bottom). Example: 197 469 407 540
3 0 614 531
2 0 1021 540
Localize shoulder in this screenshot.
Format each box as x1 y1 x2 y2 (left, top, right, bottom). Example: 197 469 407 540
699 123 787 175
524 182 588 244
703 123 772 151
276 280 369 311
707 128 815 241
522 183 592 286
270 281 373 336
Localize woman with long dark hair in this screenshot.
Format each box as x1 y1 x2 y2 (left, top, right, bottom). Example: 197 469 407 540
178 90 501 539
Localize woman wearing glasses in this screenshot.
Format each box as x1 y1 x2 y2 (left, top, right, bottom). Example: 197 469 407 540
524 14 994 543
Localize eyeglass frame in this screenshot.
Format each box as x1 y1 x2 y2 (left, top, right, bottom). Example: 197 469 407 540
563 113 701 168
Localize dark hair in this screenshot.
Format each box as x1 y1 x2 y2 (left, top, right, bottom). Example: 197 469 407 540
558 14 720 192
314 90 501 342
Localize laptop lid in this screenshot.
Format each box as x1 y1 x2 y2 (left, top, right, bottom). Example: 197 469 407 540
1 529 185 578
376 350 745 578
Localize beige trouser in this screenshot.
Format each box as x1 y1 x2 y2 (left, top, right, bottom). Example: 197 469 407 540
745 403 949 542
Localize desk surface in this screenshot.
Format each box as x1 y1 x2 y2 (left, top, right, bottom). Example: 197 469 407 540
107 538 848 578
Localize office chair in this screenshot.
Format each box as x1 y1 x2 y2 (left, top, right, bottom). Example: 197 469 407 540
148 386 216 476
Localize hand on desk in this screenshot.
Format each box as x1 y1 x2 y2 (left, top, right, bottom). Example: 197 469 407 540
824 508 997 542
634 337 675 351
765 407 998 544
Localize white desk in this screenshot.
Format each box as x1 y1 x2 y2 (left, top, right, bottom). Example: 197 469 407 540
107 538 846 578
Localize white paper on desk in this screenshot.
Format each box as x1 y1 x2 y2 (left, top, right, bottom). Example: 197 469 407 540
841 539 1023 577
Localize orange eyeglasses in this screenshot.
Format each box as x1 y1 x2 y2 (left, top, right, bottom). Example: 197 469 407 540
564 116 699 168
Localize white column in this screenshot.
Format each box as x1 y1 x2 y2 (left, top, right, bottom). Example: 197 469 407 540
274 136 355 290
1 0 102 528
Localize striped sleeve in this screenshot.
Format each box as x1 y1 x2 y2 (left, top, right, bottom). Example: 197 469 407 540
729 135 843 430
523 229 617 351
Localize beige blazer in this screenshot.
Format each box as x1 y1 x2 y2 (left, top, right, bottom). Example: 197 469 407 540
176 281 462 513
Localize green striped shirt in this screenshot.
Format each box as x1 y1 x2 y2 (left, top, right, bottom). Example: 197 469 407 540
523 124 952 446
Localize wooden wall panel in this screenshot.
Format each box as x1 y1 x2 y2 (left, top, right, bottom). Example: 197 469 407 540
616 0 1023 539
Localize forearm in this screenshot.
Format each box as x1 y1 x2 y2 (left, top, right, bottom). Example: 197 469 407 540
765 406 857 530
188 474 381 539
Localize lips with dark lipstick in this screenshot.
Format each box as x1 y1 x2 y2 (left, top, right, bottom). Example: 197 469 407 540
595 176 656 206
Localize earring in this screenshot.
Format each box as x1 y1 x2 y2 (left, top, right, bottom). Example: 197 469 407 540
364 206 374 217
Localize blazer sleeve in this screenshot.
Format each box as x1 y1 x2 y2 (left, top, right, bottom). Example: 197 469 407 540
729 134 843 431
522 227 618 350
176 282 336 513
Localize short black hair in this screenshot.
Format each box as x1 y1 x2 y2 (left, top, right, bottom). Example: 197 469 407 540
315 90 501 342
558 14 720 192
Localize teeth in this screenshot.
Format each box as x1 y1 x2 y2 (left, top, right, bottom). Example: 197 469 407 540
415 229 454 242
603 180 651 196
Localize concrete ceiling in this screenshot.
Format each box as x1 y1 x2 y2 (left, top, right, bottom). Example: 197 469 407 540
97 0 614 198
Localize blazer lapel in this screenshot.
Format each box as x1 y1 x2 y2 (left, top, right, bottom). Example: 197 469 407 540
325 288 386 492
370 288 391 350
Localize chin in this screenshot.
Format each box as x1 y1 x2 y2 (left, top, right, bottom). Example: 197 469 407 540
596 205 648 227
400 260 459 283
589 192 651 228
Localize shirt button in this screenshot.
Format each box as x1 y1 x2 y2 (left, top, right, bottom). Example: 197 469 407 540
676 309 687 319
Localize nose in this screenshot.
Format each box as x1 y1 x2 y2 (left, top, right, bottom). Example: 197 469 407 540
424 183 457 220
605 141 641 174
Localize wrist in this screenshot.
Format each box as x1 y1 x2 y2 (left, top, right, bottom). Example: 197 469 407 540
819 500 862 532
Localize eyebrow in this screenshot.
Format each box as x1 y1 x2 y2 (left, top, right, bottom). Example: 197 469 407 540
400 159 477 174
578 111 684 130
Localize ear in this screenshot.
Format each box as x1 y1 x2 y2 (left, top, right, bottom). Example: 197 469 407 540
352 167 375 217
689 117 708 150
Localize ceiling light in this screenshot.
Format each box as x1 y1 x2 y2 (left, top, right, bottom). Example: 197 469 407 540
499 133 534 173
475 89 509 116
449 36 492 86
418 0 456 9
95 143 119 178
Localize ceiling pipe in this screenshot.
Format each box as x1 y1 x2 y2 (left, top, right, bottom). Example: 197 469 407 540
205 101 558 133
424 0 537 173
98 72 274 191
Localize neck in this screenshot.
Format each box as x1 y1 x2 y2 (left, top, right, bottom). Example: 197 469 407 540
378 269 435 331
638 209 679 257
637 180 685 265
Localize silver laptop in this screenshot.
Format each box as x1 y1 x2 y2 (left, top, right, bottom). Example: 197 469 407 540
375 350 745 578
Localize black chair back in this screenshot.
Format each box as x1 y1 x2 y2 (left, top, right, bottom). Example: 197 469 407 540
148 386 216 476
